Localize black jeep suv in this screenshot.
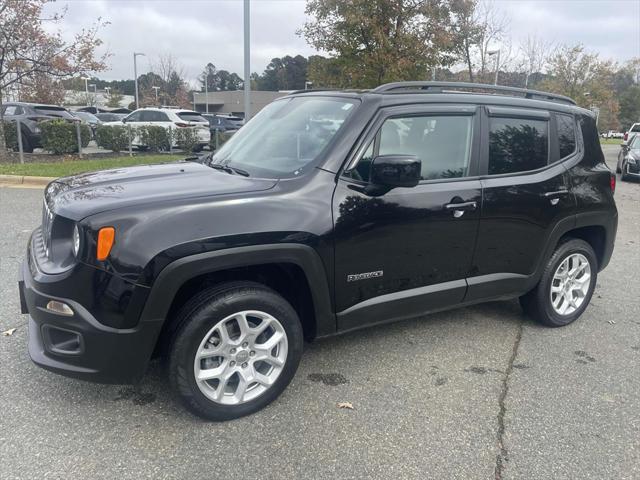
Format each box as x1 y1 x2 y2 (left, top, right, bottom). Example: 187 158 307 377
19 82 617 420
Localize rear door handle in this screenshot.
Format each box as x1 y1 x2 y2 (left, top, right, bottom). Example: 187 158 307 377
543 189 569 197
444 201 477 218
544 189 569 205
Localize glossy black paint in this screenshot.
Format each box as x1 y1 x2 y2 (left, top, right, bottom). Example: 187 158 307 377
20 88 618 384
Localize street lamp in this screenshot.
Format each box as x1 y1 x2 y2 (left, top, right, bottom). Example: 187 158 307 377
81 76 90 106
151 86 160 105
133 52 145 109
243 0 251 121
488 49 501 85
89 83 97 107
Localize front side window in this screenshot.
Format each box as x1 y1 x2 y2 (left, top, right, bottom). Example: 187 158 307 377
489 117 548 175
126 111 143 122
347 115 473 182
557 114 576 158
211 96 357 178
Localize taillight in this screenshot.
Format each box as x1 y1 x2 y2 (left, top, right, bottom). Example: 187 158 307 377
610 173 616 194
623 132 628 141
174 122 190 128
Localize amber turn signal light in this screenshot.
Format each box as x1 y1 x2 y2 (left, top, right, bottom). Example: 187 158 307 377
96 227 115 261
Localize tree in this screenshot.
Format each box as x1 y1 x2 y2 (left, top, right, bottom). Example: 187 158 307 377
20 73 66 105
618 85 640 131
149 55 190 107
200 63 243 91
540 44 615 106
450 0 483 82
105 89 124 108
0 0 108 156
518 35 553 88
301 0 459 88
473 0 510 81
255 55 308 90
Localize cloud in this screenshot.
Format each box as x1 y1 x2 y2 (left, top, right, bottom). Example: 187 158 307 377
46 0 639 83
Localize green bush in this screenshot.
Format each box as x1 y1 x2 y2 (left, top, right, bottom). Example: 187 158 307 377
209 130 233 151
173 127 200 152
2 121 18 151
95 125 129 153
138 125 170 152
40 120 90 154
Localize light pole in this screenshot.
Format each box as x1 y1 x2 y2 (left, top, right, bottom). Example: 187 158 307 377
89 83 97 107
488 49 501 85
152 86 160 105
243 0 251 121
133 52 145 109
81 76 90 106
204 76 209 113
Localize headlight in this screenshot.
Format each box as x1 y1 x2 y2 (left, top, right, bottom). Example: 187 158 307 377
72 225 81 257
627 157 637 164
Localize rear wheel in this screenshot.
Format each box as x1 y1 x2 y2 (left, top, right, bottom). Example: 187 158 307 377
21 133 33 153
520 239 597 327
169 281 303 421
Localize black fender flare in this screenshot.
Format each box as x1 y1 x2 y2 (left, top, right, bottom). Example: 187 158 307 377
139 243 336 338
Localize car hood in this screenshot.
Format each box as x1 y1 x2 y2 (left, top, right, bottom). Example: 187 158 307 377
46 161 278 221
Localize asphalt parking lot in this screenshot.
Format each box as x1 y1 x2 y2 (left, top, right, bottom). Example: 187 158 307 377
0 144 638 480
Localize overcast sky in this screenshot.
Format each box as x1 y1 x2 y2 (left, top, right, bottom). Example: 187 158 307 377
50 0 640 84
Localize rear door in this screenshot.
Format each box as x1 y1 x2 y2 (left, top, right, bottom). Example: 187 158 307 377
466 106 577 301
333 104 482 331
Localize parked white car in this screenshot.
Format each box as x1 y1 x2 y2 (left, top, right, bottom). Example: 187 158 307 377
623 122 640 142
104 107 211 151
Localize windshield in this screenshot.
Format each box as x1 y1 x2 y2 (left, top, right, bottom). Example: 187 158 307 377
210 96 358 178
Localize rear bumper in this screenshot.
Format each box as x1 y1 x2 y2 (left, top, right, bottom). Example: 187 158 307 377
20 249 161 384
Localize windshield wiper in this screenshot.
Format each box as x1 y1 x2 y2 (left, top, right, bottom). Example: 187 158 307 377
208 163 250 177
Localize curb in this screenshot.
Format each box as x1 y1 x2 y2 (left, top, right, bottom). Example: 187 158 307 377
0 175 55 187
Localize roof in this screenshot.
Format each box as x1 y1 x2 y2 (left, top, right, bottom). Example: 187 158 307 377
286 81 590 115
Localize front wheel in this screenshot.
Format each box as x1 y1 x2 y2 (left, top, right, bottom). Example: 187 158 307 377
520 239 597 327
169 281 303 421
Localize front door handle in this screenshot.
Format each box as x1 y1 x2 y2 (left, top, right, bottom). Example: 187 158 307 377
444 201 477 218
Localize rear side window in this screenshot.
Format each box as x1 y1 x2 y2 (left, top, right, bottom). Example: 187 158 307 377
34 106 74 119
489 117 548 175
556 114 576 158
178 112 207 123
3 105 22 115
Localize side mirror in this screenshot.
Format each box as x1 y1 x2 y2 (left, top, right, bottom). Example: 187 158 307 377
370 155 421 189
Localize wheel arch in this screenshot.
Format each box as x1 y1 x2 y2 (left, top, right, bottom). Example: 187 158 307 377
140 244 336 358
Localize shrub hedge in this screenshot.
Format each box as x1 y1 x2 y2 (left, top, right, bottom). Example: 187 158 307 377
95 125 129 153
173 127 200 153
40 120 91 154
2 121 18 151
137 125 170 152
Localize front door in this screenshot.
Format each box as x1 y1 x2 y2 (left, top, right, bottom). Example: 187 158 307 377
333 105 482 332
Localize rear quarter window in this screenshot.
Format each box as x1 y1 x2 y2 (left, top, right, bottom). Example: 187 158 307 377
178 113 207 123
556 114 576 158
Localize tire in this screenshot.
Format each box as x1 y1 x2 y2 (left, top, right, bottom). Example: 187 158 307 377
520 239 597 327
168 281 303 421
21 133 33 153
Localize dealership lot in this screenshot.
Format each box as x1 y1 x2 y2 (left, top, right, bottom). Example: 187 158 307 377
0 145 638 479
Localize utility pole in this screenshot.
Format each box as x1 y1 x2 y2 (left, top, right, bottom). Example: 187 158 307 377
152 86 160 105
488 49 501 85
82 77 90 106
133 52 145 109
205 76 209 113
243 0 251 121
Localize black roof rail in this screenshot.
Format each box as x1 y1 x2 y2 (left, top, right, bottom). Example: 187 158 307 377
371 81 576 105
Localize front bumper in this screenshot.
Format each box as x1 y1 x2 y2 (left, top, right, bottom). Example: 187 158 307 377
20 247 161 384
